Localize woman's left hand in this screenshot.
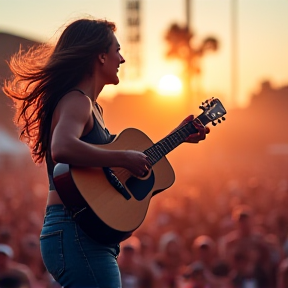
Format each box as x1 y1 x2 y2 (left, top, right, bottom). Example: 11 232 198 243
181 115 210 143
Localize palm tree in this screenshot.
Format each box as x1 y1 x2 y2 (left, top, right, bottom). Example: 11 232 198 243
165 23 218 108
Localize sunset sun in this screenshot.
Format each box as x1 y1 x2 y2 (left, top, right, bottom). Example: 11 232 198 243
157 74 183 96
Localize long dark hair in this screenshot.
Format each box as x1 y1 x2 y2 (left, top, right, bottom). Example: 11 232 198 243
2 18 116 163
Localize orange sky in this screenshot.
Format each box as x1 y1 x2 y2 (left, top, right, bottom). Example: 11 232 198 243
0 0 287 109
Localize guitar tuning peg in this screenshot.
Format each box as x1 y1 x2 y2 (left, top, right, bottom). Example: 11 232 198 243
199 105 205 111
222 116 226 121
218 119 221 124
212 121 217 126
206 100 211 107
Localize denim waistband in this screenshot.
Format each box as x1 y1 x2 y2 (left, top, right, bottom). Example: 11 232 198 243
45 204 74 216
44 205 120 250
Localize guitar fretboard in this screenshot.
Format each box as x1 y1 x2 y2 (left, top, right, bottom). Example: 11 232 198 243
144 121 198 166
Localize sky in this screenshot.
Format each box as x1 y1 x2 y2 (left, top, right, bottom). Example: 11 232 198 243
0 0 287 109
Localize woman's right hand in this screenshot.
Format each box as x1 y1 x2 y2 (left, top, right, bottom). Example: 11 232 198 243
122 150 151 178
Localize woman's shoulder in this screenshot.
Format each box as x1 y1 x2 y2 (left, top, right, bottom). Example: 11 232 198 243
53 89 93 123
57 89 92 110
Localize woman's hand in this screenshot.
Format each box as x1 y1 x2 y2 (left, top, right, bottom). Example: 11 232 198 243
178 115 210 143
122 150 151 178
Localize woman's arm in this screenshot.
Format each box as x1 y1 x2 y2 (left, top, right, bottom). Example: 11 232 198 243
50 92 150 177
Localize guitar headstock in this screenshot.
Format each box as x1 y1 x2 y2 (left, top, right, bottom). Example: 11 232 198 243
197 98 227 126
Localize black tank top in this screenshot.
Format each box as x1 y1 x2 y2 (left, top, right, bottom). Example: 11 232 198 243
45 89 115 190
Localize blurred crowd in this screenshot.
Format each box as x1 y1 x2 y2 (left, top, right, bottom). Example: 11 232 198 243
0 155 287 288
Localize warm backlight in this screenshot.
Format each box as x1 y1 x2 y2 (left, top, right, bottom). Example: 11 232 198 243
157 74 183 97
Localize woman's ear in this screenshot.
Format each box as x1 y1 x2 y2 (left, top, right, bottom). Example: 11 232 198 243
98 53 106 64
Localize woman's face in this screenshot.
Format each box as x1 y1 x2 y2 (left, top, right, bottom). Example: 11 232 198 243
100 33 125 85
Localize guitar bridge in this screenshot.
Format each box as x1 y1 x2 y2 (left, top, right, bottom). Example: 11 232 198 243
102 167 131 200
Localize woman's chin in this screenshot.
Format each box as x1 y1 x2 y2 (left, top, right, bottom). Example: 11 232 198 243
113 77 120 85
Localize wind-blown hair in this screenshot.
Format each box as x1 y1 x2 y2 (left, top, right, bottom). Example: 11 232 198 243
2 18 116 163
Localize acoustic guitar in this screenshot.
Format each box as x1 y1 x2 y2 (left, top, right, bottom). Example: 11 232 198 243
53 98 227 244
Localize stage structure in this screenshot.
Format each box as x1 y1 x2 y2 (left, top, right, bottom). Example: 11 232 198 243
122 0 142 79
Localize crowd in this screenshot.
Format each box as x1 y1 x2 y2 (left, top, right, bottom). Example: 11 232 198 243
0 153 287 288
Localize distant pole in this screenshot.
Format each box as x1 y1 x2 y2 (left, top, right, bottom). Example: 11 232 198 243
185 0 193 111
231 0 238 107
186 0 191 30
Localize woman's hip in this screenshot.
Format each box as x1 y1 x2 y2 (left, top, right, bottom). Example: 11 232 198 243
40 205 121 287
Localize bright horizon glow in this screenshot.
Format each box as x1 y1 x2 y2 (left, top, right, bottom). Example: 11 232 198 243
157 74 183 97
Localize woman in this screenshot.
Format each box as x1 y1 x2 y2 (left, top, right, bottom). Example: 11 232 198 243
2 17 209 287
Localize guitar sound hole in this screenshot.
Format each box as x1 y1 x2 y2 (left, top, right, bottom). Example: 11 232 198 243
125 171 155 201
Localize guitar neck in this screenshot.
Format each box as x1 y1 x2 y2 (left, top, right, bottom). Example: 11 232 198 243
143 98 226 166
144 118 200 166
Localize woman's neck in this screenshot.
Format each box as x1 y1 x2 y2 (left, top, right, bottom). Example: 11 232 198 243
76 76 104 102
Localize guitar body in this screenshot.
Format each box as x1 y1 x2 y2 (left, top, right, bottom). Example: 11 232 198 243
53 98 227 245
53 128 175 244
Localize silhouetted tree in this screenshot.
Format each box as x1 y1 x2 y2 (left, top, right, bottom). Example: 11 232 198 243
164 23 218 108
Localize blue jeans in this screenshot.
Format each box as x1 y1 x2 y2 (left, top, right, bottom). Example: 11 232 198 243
40 205 121 288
